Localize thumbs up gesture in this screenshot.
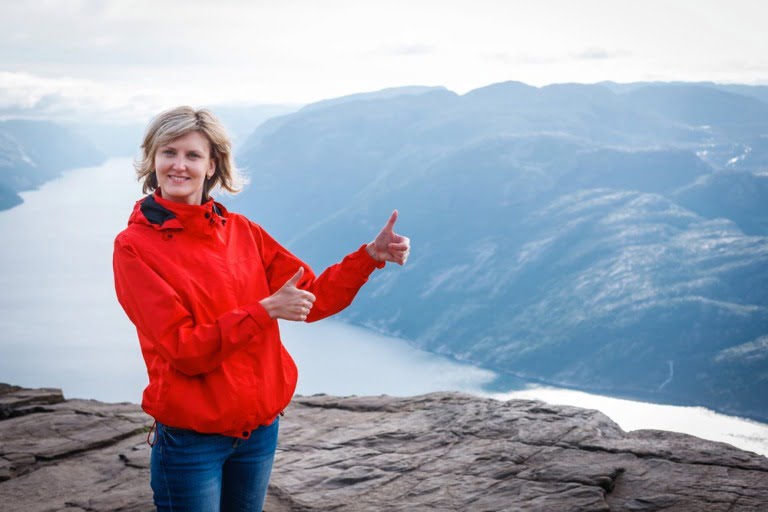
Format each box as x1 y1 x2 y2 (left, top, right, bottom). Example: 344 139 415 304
259 267 317 321
366 210 410 265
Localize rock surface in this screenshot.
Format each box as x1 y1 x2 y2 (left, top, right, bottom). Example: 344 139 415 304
1 383 767 511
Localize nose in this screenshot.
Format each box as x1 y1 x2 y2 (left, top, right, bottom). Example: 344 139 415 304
171 155 186 170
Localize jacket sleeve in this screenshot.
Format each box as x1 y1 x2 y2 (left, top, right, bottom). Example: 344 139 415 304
255 224 385 323
113 237 274 376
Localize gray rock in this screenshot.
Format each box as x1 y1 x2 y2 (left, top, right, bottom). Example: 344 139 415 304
0 384 65 420
1 385 767 511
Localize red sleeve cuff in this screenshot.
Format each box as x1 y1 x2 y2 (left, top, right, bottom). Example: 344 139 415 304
356 243 386 271
244 301 274 329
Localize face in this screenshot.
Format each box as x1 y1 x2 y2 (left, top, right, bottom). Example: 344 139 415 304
154 131 215 205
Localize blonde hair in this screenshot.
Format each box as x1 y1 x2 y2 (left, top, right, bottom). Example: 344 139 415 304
134 106 245 199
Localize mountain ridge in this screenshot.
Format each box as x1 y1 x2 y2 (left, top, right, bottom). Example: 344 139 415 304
230 80 768 422
0 119 105 211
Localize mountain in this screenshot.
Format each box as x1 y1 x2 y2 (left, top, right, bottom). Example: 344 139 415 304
64 121 145 158
0 120 105 210
0 102 294 210
203 103 300 149
601 80 768 107
299 85 447 113
674 170 768 236
230 82 768 421
621 84 768 139
59 103 300 159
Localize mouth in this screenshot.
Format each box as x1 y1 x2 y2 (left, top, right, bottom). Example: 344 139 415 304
168 175 191 183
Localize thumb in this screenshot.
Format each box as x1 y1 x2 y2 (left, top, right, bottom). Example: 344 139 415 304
383 209 398 233
284 267 304 288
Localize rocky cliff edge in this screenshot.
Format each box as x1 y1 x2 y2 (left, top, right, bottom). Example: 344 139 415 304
0 383 766 511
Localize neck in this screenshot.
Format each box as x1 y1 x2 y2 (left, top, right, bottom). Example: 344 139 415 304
158 188 208 206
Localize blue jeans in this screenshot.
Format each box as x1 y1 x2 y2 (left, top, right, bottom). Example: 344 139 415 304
150 417 279 512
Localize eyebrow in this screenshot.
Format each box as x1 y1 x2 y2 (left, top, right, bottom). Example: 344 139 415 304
160 145 204 154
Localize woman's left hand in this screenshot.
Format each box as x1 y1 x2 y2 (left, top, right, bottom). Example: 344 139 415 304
366 210 410 265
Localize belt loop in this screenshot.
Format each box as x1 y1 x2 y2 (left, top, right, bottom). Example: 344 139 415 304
147 420 157 447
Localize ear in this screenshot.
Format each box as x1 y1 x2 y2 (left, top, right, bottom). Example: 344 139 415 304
207 158 216 179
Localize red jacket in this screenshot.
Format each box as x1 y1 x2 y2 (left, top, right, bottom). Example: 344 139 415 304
113 190 384 438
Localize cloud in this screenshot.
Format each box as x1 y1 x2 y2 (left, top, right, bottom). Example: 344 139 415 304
715 335 768 363
492 47 632 66
573 47 632 60
366 43 436 57
490 52 561 65
0 71 167 123
1 1 766 109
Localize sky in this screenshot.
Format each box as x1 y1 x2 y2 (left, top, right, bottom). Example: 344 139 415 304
1 0 767 122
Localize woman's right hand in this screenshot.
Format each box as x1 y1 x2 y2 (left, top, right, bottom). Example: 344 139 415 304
259 267 316 321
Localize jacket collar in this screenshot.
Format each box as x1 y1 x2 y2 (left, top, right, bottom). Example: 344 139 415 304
129 189 228 233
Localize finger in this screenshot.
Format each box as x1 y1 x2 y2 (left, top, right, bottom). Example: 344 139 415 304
390 233 410 244
303 291 316 303
382 209 398 233
284 267 304 288
388 242 409 251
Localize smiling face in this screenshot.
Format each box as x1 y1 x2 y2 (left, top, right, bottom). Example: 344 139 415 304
154 131 215 205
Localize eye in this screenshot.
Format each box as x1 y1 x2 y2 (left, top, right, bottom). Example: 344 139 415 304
162 149 175 156
188 153 201 159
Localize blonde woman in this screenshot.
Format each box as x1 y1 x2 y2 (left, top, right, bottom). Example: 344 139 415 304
113 106 410 511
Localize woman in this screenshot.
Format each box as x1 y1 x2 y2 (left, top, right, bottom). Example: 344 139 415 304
113 106 410 511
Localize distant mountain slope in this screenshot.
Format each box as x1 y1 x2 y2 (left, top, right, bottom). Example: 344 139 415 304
622 84 768 139
231 82 768 421
205 103 300 149
0 120 105 210
58 103 300 158
674 170 768 236
299 85 447 113
601 80 768 107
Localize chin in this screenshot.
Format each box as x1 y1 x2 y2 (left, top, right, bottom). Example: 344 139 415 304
162 185 203 204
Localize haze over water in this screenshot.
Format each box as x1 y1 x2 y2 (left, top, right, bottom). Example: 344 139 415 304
1 159 766 457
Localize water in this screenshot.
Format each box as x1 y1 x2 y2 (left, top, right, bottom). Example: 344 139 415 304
1 158 767 458
0 158 146 401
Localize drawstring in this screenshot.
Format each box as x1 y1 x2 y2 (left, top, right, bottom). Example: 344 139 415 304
147 420 157 447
